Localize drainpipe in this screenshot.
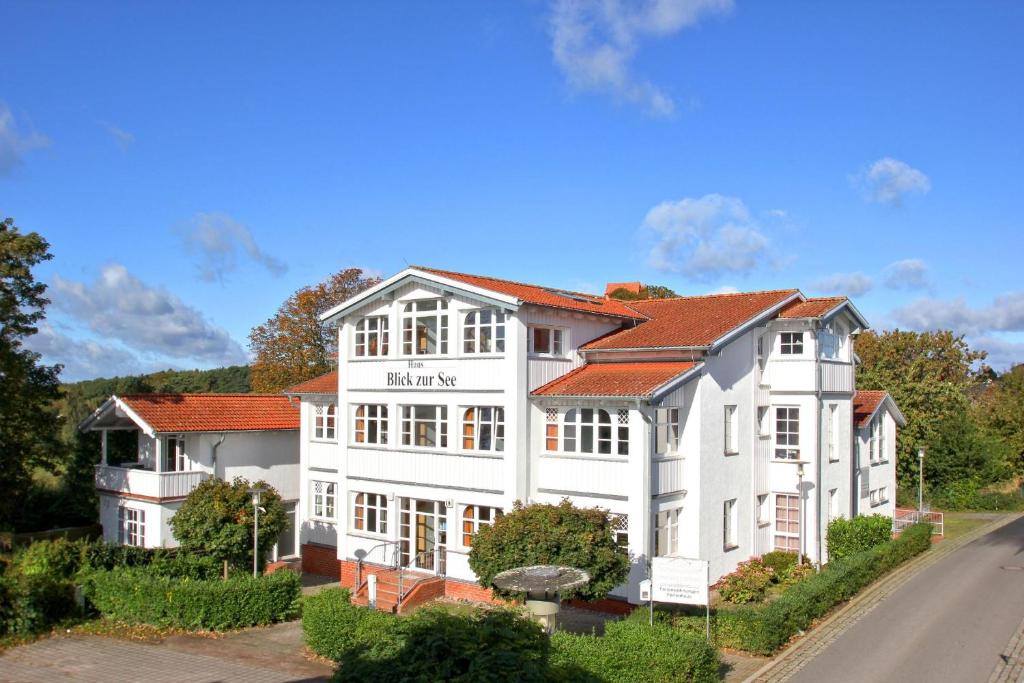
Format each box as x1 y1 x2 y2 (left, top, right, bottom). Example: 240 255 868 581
211 433 227 478
813 322 823 568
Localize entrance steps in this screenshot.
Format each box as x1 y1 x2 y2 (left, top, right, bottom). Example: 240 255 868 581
351 567 444 613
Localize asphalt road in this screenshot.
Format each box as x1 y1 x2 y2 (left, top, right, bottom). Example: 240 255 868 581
790 516 1024 683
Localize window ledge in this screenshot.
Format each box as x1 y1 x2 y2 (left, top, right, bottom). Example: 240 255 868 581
528 354 570 361
310 517 337 525
540 453 629 463
723 544 739 552
757 521 771 528
828 458 840 463
724 451 740 457
311 438 338 444
347 530 388 542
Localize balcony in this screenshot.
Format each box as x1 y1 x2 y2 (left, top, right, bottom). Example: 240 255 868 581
95 464 210 501
820 360 854 393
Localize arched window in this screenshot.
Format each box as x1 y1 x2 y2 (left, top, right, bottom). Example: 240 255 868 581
463 309 506 354
314 403 336 441
462 505 502 547
354 404 388 445
355 317 389 356
461 407 504 451
546 408 629 455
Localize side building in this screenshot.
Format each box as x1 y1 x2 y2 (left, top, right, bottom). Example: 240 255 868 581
289 267 905 609
81 393 301 555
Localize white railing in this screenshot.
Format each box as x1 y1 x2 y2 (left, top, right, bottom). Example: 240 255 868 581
94 464 210 500
819 361 854 393
756 384 770 407
652 457 685 496
894 509 944 537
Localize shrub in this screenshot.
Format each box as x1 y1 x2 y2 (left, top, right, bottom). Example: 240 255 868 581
760 551 798 577
468 499 630 601
933 480 1024 511
302 588 400 661
333 607 549 682
549 617 719 683
82 566 300 630
716 559 775 604
12 538 88 580
0 572 77 637
826 514 893 560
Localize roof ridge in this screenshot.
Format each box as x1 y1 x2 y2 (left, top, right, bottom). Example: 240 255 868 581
627 288 801 304
412 265 604 300
120 393 288 398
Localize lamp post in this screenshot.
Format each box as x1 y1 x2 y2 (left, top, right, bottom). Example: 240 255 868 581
248 487 266 577
797 462 806 566
918 448 925 514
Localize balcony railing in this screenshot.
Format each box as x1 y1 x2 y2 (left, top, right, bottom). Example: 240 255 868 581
819 360 854 393
95 464 210 500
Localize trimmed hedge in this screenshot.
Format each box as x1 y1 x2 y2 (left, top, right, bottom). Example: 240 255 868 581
826 514 894 560
303 588 400 661
0 572 77 637
82 566 300 630
671 522 933 655
549 618 719 683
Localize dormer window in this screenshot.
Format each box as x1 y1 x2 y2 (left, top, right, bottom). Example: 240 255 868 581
355 316 389 357
402 300 448 356
780 332 804 355
529 326 564 356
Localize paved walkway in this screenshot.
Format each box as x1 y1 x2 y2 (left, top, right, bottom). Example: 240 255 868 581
747 512 1024 682
0 622 332 683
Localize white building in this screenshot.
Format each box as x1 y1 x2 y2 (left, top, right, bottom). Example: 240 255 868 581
82 394 301 553
289 267 905 609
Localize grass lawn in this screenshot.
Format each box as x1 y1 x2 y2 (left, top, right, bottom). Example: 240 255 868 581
941 512 1000 540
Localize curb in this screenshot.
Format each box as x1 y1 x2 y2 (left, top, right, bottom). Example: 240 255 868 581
743 512 1024 683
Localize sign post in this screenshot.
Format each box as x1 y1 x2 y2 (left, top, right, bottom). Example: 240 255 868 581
650 557 711 641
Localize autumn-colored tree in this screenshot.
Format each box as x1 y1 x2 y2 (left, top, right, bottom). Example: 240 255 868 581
974 364 1024 476
248 268 381 392
608 284 677 301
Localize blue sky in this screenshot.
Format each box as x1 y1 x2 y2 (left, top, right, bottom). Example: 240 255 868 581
2 1 1022 380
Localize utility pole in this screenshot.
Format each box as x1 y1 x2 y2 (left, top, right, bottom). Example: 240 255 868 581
918 448 925 514
248 487 266 577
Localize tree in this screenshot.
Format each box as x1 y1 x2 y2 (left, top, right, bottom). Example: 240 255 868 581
973 364 1024 477
0 217 62 529
856 330 987 486
467 499 630 601
169 477 287 571
607 284 677 301
249 268 381 393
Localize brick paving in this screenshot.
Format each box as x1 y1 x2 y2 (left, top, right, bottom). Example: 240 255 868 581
745 512 1024 683
988 614 1024 683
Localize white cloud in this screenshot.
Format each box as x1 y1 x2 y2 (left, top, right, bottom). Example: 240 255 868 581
707 284 739 294
26 323 147 381
549 0 732 116
854 157 931 205
176 212 287 282
0 103 50 175
971 336 1024 371
883 258 930 291
891 292 1024 337
813 272 874 297
645 193 771 279
49 264 248 366
102 122 135 151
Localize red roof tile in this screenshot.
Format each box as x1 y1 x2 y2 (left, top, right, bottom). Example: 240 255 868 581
119 394 299 433
853 390 888 427
284 370 339 395
532 361 699 398
414 267 645 320
583 290 799 350
605 282 642 296
779 297 847 319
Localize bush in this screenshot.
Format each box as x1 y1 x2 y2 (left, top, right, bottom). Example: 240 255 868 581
12 537 88 580
826 514 893 560
670 523 933 655
468 499 630 601
933 480 1024 511
716 559 775 604
0 572 77 637
82 566 300 630
549 617 719 683
760 551 798 577
303 588 401 661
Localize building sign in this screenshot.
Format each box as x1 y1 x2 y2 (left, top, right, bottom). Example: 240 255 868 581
384 361 458 389
651 557 709 606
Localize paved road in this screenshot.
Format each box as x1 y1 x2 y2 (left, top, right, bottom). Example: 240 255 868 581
791 516 1024 683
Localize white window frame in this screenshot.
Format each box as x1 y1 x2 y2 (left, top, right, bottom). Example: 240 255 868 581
164 436 186 472
528 326 565 357
774 406 800 460
610 513 629 551
460 504 502 547
878 417 888 463
724 405 738 455
869 488 881 507
756 493 770 526
828 488 839 521
780 331 804 355
757 405 770 438
313 403 337 442
401 299 449 356
352 491 388 535
546 407 628 457
723 499 738 550
461 406 505 452
118 506 145 547
354 316 389 357
774 493 800 553
827 404 839 462
311 480 337 521
870 418 881 464
819 323 839 360
462 309 506 355
655 407 681 455
401 404 448 449
353 404 388 446
654 507 682 557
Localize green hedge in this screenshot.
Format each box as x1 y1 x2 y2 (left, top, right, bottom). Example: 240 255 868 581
671 522 932 655
302 588 400 661
549 618 719 683
0 572 77 637
82 567 300 630
826 514 894 560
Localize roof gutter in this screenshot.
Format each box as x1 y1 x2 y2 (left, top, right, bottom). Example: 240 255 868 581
580 345 710 355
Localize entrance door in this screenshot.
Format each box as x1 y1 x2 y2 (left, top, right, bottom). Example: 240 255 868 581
400 498 447 574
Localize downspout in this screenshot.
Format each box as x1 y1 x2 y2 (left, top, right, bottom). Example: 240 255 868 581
813 322 824 568
211 433 227 478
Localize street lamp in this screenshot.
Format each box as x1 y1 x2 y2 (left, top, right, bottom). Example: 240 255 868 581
918 448 926 514
248 487 267 577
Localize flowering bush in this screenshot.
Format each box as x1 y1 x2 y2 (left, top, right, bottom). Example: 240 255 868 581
716 559 775 604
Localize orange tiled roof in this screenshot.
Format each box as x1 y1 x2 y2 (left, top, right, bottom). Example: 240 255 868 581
414 267 646 320
779 297 847 319
119 394 299 433
532 361 699 398
853 390 888 427
605 282 643 296
583 290 799 350
284 370 339 395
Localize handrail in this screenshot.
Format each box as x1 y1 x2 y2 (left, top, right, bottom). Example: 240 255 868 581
398 547 446 611
355 540 400 589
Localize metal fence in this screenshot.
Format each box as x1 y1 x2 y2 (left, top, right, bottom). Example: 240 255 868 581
894 509 944 537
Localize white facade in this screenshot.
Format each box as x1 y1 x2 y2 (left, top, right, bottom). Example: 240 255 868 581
294 268 904 602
